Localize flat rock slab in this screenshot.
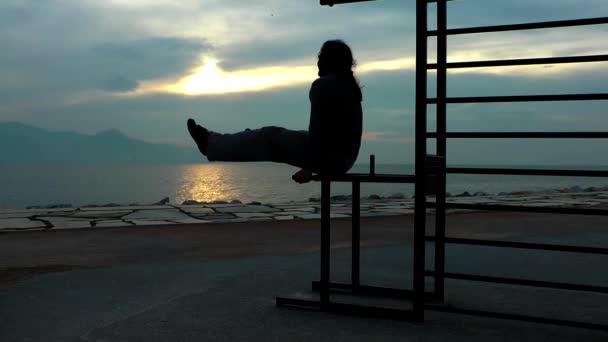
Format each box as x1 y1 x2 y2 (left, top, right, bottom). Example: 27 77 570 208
295 213 350 220
123 209 190 220
191 214 235 220
490 196 545 202
0 218 46 230
269 201 311 206
202 204 246 208
25 207 78 212
377 205 412 209
274 215 295 221
361 211 403 217
277 211 319 216
170 218 212 224
129 220 176 226
235 212 275 218
53 222 94 229
70 210 132 218
181 207 215 215
0 213 35 219
329 208 355 214
276 207 317 212
81 205 172 211
215 205 275 213
0 209 75 216
247 217 274 222
519 202 566 207
40 217 92 229
272 205 316 211
211 218 256 223
372 208 415 214
95 220 133 228
449 198 503 203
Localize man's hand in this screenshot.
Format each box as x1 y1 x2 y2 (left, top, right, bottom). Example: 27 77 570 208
292 169 313 184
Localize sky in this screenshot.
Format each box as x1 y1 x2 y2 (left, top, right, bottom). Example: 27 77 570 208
1 0 607 165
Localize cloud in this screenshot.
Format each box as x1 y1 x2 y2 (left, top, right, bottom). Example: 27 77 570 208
90 37 211 83
98 75 140 92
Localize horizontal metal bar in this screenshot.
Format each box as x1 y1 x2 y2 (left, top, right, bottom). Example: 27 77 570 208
321 0 457 6
321 0 456 5
320 0 376 6
428 93 608 103
426 132 608 138
446 167 608 177
428 17 608 36
425 236 608 255
425 304 608 331
428 55 608 69
276 297 417 320
311 173 416 183
327 302 417 320
425 271 608 294
311 281 438 300
312 281 414 298
427 202 608 216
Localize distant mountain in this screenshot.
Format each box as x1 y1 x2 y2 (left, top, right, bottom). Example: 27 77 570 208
0 122 204 163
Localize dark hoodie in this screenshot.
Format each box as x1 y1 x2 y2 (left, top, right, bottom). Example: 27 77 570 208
308 74 363 174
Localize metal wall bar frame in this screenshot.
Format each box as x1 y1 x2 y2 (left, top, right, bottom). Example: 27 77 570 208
278 0 608 333
426 0 608 331
433 0 448 303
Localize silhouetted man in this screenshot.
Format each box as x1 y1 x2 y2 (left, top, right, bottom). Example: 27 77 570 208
187 40 363 183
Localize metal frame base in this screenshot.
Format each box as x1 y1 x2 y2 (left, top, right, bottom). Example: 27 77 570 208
274 280 438 322
275 297 421 321
310 281 438 301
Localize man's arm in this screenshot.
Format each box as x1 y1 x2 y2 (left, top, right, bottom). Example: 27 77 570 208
308 77 332 174
292 78 329 184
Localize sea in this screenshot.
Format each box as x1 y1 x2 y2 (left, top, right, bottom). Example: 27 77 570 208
1 163 608 210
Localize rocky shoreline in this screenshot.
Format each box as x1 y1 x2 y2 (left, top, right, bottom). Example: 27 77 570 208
1 188 608 232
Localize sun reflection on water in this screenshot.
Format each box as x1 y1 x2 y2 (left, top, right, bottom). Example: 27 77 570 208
178 163 243 203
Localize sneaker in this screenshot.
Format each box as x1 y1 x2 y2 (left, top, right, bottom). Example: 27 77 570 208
187 118 209 155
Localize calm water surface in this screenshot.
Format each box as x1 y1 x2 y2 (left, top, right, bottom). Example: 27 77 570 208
1 163 608 209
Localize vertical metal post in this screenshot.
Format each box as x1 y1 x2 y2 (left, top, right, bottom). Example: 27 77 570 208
352 181 361 289
414 0 428 322
320 178 331 310
370 155 376 176
435 0 448 302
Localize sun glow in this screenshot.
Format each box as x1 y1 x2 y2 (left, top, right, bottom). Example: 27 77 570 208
162 58 316 95
131 48 601 97
148 56 417 96
359 57 416 73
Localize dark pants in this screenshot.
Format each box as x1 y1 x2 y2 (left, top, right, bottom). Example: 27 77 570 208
206 126 355 174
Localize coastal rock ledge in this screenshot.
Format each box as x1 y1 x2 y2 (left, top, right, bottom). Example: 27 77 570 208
3 189 608 232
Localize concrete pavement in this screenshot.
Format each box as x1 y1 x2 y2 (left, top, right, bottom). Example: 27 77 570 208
2 214 608 341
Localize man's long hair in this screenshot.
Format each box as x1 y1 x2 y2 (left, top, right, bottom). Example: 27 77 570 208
318 40 363 102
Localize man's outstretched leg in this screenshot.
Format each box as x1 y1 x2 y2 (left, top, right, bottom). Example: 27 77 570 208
187 118 313 170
